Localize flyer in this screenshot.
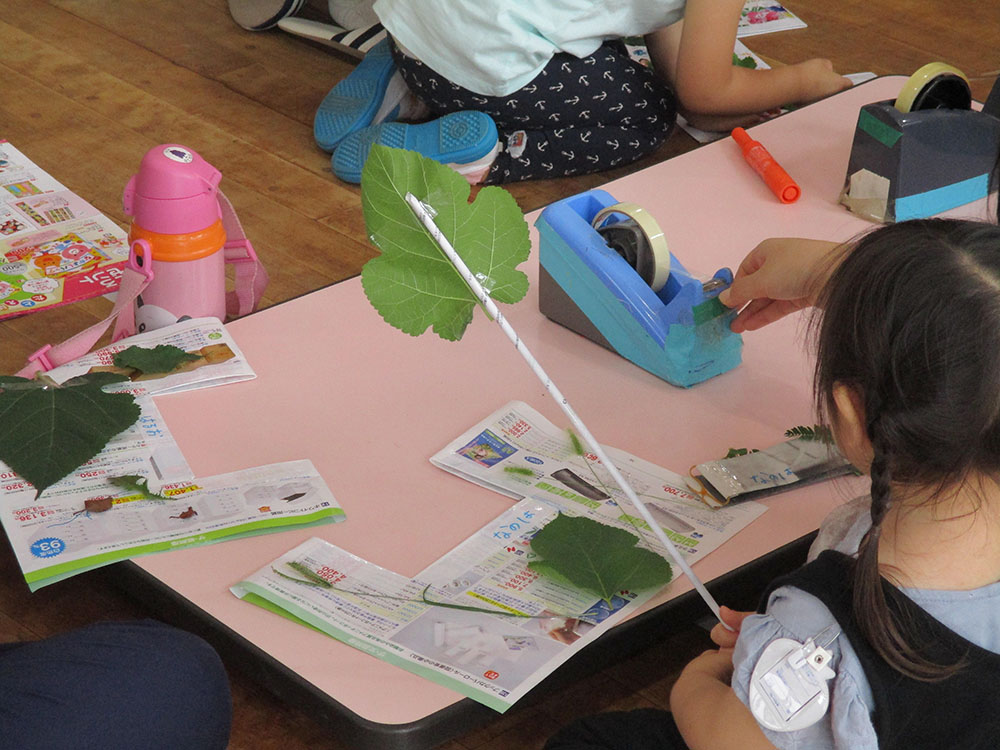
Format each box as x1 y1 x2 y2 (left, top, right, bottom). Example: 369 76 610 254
44 317 256 396
430 401 767 553
232 402 766 711
1 458 344 590
737 2 807 37
0 140 129 320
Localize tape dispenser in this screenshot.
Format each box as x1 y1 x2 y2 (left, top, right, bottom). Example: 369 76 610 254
536 189 742 387
841 62 1000 222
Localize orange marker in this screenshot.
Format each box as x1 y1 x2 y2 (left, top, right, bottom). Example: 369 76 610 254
731 127 801 204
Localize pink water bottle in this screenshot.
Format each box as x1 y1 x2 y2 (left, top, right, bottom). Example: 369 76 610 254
122 144 228 333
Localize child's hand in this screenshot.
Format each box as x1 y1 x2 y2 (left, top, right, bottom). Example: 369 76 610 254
718 237 844 332
684 647 736 683
710 606 753 648
790 58 853 104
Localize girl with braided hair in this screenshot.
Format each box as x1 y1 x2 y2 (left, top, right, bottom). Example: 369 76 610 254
545 218 1000 750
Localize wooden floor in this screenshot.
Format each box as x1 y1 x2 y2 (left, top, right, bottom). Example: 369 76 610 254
0 1 997 747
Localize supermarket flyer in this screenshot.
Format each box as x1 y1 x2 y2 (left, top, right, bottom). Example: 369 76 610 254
233 402 766 711
45 317 256 396
2 458 344 590
0 139 128 320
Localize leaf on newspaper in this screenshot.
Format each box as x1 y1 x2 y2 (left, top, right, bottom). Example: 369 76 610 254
108 474 168 500
274 562 334 588
784 424 834 443
528 514 673 604
0 373 140 497
359 145 530 341
84 496 114 513
113 344 200 374
724 447 758 458
567 429 586 457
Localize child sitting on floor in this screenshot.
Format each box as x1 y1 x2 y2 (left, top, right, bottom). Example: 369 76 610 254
545 218 1000 749
315 0 851 184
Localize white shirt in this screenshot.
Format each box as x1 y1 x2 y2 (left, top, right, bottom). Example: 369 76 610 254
372 0 686 96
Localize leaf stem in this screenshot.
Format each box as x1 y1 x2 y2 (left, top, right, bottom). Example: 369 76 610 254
273 564 580 619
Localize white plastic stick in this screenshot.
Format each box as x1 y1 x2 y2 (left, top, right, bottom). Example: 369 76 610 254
405 192 727 627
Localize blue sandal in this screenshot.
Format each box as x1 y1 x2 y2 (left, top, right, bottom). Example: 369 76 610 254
332 111 499 184
313 37 398 152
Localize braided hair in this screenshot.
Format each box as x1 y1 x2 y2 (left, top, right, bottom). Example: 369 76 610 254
813 218 1000 680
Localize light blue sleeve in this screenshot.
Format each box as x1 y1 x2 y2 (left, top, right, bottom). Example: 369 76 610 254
730 586 880 750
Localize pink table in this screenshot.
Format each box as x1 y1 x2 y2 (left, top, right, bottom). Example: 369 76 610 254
117 77 987 748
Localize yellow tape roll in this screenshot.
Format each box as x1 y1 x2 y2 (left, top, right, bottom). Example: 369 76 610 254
591 202 671 292
894 62 971 113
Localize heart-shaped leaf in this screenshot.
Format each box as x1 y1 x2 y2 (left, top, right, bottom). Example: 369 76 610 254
360 145 530 341
529 513 673 603
0 373 140 497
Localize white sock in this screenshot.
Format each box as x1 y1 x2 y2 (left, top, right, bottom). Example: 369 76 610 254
448 141 501 185
373 72 430 124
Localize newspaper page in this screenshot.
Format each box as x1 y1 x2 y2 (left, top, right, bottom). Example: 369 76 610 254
737 2 807 37
233 494 668 713
430 401 767 564
1 458 343 590
0 387 193 496
44 317 255 396
0 140 129 319
232 402 766 711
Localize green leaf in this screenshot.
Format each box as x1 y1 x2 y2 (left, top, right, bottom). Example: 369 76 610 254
528 514 673 603
108 474 168 500
724 447 759 458
567 429 586 457
0 374 140 497
785 424 833 443
359 145 530 341
112 344 200 374
285 561 334 587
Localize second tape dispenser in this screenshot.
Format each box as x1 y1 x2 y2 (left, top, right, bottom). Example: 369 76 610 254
841 62 1000 222
536 189 742 387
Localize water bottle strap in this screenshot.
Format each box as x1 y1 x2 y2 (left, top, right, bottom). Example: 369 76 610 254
16 189 266 378
219 189 269 319
15 262 151 378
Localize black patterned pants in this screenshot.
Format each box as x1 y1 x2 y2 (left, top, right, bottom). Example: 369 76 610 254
391 41 677 184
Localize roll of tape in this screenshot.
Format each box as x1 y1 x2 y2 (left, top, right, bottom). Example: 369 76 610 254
894 62 971 113
591 202 670 292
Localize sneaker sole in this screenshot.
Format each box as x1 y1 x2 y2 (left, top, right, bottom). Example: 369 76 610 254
313 37 396 152
332 111 499 184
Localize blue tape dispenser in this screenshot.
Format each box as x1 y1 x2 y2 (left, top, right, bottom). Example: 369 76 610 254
535 189 742 387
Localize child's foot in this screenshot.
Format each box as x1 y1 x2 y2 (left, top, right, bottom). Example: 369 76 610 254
331 111 500 184
313 37 426 151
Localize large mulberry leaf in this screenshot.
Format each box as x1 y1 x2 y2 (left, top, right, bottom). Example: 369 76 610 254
0 373 140 497
360 145 530 341
529 514 674 604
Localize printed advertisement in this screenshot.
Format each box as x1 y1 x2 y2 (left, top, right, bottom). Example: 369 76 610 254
45 317 256 396
1 456 344 591
233 402 766 711
737 2 807 37
431 401 767 556
0 140 129 319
